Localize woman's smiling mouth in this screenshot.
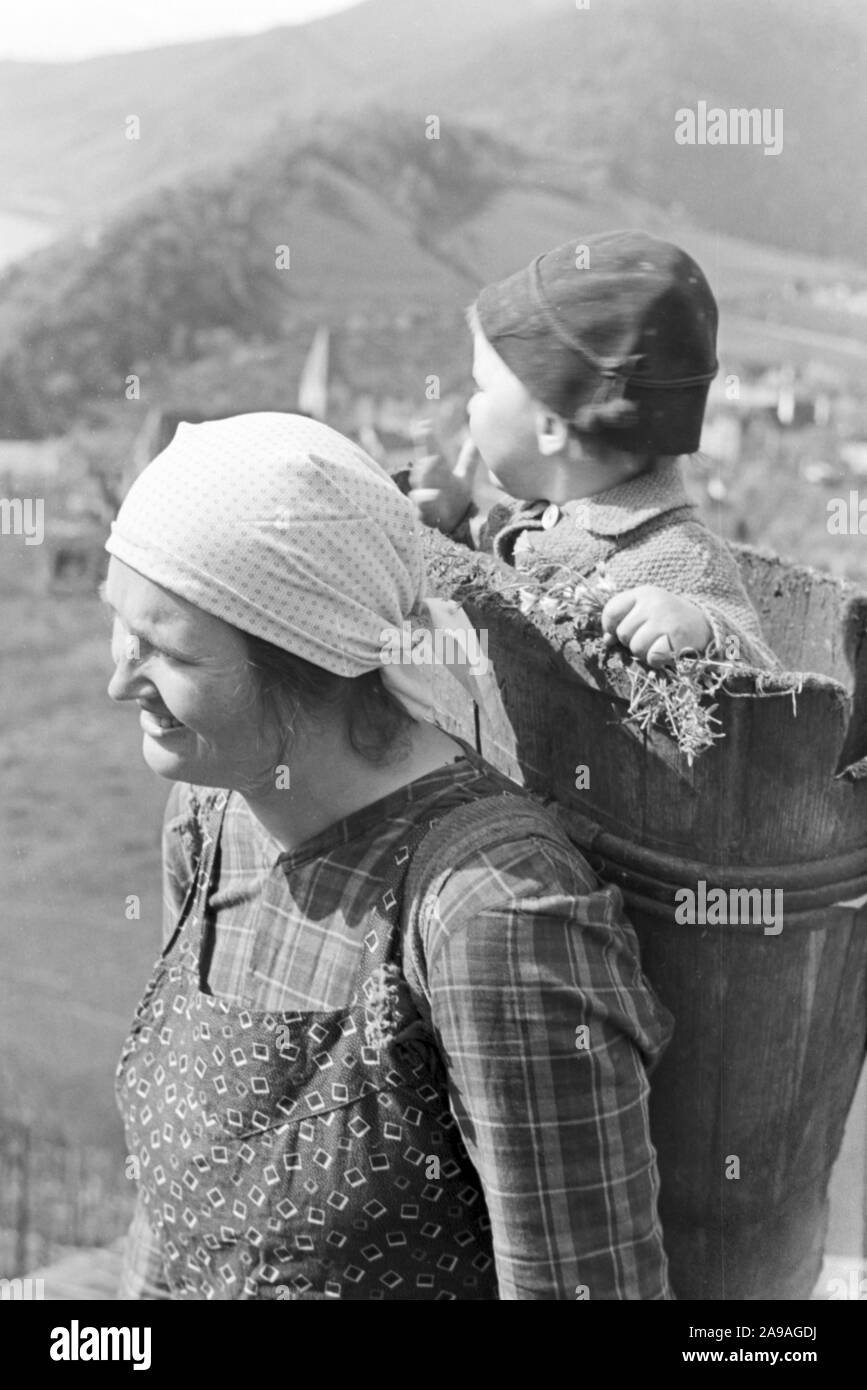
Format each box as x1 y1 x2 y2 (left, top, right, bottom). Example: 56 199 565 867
139 708 186 738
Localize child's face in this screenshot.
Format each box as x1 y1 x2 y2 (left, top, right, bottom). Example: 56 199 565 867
467 327 644 503
467 330 544 498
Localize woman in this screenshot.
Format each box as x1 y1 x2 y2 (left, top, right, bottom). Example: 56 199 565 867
105 411 673 1300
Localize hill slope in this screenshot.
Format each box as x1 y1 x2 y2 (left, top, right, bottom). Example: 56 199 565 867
0 0 865 263
2 105 867 440
0 117 514 435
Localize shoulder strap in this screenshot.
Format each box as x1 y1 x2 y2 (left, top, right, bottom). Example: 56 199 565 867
400 791 580 1012
161 788 228 968
405 793 570 896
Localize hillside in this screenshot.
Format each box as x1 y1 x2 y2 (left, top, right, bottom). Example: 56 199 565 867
0 116 519 436
3 100 867 440
394 0 867 263
1 0 866 264
0 0 558 227
6 89 867 441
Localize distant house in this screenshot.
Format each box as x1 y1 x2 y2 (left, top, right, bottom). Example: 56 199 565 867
0 438 106 592
124 327 337 488
839 441 867 477
0 438 63 493
41 518 108 592
122 325 422 510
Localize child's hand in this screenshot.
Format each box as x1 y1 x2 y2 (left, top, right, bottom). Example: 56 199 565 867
409 422 480 532
600 586 713 668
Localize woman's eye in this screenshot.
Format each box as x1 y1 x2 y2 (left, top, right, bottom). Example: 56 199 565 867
147 644 187 664
135 641 174 661
111 630 155 662
108 617 188 665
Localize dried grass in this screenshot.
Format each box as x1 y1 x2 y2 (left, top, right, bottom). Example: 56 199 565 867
461 558 801 765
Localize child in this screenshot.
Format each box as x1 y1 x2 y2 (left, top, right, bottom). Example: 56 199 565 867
411 230 779 671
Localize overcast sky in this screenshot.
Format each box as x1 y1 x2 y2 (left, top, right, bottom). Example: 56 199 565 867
0 0 364 61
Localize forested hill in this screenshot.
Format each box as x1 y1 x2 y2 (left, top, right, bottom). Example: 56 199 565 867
3 101 866 440
2 0 867 438
0 118 528 436
0 0 864 262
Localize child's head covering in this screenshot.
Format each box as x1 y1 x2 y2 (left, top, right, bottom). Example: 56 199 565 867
474 229 718 455
104 412 478 722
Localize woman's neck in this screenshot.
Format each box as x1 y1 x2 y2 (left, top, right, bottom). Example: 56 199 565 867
240 718 466 853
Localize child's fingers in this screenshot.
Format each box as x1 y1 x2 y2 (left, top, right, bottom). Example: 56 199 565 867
645 633 677 668
409 487 451 528
600 589 637 634
613 605 650 648
454 436 482 481
620 620 659 659
409 417 456 490
409 418 440 456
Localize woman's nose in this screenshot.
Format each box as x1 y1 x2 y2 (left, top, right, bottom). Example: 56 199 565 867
107 663 131 703
107 654 148 704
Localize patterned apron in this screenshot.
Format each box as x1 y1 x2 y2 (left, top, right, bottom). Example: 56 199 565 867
116 789 499 1300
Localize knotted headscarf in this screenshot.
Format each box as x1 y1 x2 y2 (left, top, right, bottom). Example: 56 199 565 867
104 412 481 723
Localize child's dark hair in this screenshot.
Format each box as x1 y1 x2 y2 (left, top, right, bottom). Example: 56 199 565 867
242 630 414 765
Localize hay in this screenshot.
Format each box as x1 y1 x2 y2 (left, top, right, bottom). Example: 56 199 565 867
462 557 802 764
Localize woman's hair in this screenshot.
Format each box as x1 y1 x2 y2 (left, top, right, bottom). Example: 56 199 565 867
242 630 414 766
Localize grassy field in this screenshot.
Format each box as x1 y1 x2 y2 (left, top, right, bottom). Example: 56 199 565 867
0 534 169 1150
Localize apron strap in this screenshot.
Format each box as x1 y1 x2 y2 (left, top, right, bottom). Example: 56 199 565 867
161 787 230 979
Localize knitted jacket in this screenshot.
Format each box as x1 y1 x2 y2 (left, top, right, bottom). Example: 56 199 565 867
453 458 780 672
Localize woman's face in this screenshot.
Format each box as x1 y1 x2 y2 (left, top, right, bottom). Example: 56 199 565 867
103 557 284 790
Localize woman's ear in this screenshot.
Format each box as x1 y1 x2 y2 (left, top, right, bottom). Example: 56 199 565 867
535 410 571 457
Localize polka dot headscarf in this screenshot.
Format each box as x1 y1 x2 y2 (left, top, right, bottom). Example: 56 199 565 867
105 412 430 679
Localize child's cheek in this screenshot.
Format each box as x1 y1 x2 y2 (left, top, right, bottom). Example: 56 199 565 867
469 397 507 462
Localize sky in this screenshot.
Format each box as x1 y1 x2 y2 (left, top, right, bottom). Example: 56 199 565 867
0 0 364 62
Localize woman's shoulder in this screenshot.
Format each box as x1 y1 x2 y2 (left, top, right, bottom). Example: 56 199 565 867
404 786 602 928
414 787 578 862
399 785 643 1008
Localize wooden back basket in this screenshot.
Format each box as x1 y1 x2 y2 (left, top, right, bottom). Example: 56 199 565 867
422 527 867 1300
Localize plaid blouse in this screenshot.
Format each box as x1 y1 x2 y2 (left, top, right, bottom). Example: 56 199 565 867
118 741 674 1300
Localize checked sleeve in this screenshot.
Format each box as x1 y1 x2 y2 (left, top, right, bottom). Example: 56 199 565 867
411 828 674 1300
